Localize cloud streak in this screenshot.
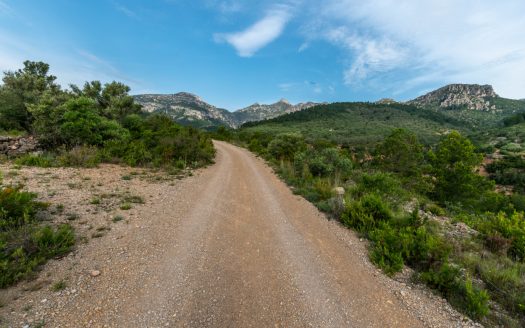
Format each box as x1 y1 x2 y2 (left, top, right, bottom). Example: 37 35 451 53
315 0 525 98
113 2 139 19
215 5 292 57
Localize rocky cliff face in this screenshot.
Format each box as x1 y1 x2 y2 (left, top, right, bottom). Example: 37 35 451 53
134 93 237 128
234 99 319 125
134 93 319 128
409 84 498 111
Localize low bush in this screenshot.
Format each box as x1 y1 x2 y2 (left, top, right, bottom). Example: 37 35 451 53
0 224 74 288
341 194 393 232
0 181 74 288
57 145 101 167
15 153 55 168
0 185 42 231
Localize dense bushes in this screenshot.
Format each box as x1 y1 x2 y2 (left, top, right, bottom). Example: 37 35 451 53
1 60 215 170
0 177 74 288
487 155 525 194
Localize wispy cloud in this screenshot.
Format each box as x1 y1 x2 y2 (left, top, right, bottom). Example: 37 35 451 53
298 42 309 52
0 1 11 14
278 80 326 95
215 4 292 57
315 0 525 98
278 82 296 92
113 2 139 19
325 27 408 85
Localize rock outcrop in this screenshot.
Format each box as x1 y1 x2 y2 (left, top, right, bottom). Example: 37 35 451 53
408 84 498 111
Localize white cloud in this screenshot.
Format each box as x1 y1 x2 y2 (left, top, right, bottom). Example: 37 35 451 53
215 5 292 57
325 27 408 84
316 0 525 98
298 42 309 52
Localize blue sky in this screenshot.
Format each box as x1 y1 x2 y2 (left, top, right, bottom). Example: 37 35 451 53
1 0 524 110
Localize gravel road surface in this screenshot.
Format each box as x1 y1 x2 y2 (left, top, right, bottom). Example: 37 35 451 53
1 141 479 327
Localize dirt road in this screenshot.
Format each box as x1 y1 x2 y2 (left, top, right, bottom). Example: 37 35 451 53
1 141 476 327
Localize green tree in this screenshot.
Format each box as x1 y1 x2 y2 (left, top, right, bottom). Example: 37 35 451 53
375 129 424 176
268 133 306 161
0 61 59 131
71 81 141 120
30 96 128 148
429 131 492 204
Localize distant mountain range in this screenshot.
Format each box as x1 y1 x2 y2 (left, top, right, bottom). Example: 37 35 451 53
241 84 525 146
133 93 320 129
134 84 524 129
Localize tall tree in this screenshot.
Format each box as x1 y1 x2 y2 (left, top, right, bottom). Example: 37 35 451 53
0 61 60 131
429 131 492 204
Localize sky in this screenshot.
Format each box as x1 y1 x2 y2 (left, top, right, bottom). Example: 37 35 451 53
1 0 524 110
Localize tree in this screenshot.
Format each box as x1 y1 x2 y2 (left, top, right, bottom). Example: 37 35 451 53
268 133 306 161
71 81 141 120
0 61 60 131
30 96 128 148
429 131 492 204
375 129 424 177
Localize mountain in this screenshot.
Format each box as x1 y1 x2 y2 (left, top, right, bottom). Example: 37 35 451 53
241 84 525 146
407 84 525 128
241 102 466 146
134 93 320 129
234 99 320 125
134 93 236 129
408 84 498 111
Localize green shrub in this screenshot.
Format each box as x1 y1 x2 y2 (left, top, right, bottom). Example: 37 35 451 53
474 212 525 262
32 225 75 257
463 276 490 319
369 222 408 274
0 225 74 288
420 262 460 295
57 145 101 167
120 203 131 210
0 185 40 231
341 194 393 232
268 133 306 161
425 203 446 216
51 280 66 291
15 153 56 168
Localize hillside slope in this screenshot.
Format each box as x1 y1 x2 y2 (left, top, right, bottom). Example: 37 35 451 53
408 84 525 128
241 102 468 146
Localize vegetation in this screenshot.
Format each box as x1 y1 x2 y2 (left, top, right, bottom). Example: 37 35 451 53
218 124 525 326
0 177 74 288
241 102 473 146
1 60 215 169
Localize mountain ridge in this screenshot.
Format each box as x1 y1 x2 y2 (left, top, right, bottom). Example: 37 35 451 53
408 83 499 111
133 92 320 129
134 84 525 130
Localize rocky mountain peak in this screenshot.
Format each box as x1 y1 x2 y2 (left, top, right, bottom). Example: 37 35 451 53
277 98 291 105
408 84 499 111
